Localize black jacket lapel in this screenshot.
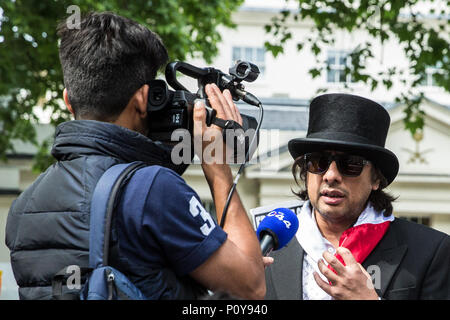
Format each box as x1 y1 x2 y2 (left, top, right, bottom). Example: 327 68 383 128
362 221 408 297
266 237 304 299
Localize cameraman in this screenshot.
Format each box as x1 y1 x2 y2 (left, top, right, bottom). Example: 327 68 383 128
5 12 265 300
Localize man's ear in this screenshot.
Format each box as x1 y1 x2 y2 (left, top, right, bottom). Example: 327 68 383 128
134 84 149 119
372 179 380 191
63 88 75 116
371 173 381 191
369 164 381 191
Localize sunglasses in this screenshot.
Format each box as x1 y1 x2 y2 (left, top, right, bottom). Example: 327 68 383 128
301 152 370 177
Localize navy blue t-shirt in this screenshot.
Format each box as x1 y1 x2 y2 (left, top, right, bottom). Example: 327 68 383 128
115 165 227 277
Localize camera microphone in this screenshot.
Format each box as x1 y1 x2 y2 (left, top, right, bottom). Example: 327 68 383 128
256 208 299 256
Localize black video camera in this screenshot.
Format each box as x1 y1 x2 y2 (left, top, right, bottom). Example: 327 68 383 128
146 60 261 163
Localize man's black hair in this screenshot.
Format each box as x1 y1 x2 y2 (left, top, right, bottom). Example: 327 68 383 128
57 11 168 120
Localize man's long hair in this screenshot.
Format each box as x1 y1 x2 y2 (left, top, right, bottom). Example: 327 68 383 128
291 156 397 217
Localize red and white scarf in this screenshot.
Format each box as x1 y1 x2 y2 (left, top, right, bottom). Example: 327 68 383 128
297 200 393 298
334 205 392 268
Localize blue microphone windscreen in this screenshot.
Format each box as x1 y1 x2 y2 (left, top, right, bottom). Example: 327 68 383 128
256 208 299 250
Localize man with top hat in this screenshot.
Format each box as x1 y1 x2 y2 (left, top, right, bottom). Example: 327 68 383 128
264 93 450 300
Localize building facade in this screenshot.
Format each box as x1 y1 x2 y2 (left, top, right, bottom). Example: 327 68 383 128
0 0 449 299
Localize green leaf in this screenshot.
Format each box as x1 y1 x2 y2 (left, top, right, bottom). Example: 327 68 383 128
308 68 322 78
264 41 284 57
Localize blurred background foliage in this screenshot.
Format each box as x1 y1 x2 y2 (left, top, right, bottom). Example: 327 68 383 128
0 0 243 171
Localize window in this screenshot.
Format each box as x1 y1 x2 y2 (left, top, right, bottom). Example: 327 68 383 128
420 65 444 87
420 58 447 87
326 50 353 83
232 46 266 76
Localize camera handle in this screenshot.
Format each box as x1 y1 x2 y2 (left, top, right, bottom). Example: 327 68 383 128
165 61 209 92
166 61 260 107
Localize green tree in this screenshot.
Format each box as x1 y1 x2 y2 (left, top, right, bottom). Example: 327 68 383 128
0 0 243 171
265 0 449 138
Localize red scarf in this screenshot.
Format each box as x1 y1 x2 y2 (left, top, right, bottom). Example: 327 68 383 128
327 204 394 274
333 220 391 269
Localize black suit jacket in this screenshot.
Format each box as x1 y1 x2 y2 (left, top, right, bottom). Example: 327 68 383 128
265 218 450 300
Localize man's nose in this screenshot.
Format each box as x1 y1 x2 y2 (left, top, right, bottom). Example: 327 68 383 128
322 160 342 184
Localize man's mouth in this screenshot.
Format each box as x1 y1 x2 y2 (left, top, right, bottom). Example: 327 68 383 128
320 189 345 205
320 189 345 198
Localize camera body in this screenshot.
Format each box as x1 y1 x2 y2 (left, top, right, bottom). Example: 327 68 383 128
147 61 260 145
146 81 197 142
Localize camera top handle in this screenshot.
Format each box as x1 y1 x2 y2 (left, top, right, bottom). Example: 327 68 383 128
165 61 209 92
165 61 261 107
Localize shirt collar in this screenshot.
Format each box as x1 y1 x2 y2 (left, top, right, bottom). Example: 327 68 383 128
50 120 192 175
352 203 394 227
52 120 169 163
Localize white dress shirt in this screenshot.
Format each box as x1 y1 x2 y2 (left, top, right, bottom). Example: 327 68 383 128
296 201 334 300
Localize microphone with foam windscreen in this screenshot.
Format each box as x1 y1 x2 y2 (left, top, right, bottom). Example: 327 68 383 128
256 208 299 256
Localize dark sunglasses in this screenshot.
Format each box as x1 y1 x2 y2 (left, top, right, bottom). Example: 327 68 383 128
301 152 370 177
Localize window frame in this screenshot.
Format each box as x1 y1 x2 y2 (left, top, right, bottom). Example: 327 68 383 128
326 50 354 84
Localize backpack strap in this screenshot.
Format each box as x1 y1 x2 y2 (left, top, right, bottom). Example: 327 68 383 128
89 161 146 268
52 161 146 300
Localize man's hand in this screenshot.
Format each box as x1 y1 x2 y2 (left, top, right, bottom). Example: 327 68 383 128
192 83 244 222
313 247 379 300
193 83 242 166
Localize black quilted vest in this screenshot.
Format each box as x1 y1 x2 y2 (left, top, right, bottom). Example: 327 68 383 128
5 120 202 299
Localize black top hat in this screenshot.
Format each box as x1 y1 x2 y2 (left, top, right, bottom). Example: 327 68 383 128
288 93 399 185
